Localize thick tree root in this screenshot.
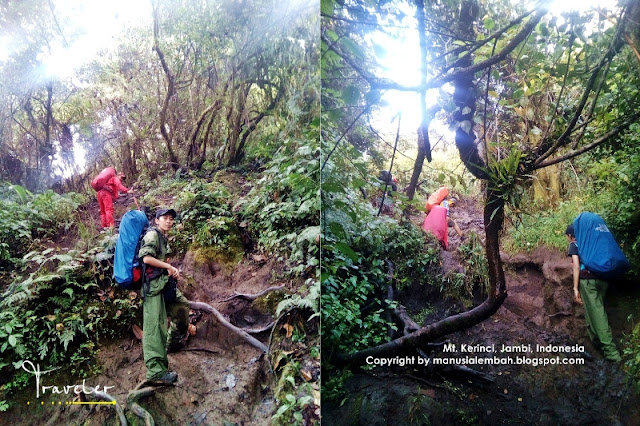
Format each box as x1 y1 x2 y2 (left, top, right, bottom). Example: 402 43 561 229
127 386 156 426
94 391 127 425
334 293 508 366
189 301 268 352
392 304 420 336
76 390 127 426
243 321 274 334
221 285 285 302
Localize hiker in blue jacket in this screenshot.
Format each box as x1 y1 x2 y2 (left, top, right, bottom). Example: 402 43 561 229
565 224 621 362
139 208 191 383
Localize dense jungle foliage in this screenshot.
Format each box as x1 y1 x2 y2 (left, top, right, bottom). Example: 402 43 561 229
321 0 640 399
0 0 319 422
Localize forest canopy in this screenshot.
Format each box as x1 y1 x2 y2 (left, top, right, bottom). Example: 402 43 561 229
0 0 317 191
321 0 640 377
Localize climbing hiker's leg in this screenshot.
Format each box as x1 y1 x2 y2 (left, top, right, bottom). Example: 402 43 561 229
166 290 190 352
143 290 169 380
97 191 108 228
103 193 115 228
579 278 621 361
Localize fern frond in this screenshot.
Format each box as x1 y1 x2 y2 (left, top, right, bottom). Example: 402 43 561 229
2 290 31 307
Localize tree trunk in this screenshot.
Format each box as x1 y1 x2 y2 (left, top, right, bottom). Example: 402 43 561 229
406 120 430 200
152 2 180 171
42 81 54 187
225 85 251 166
229 82 285 166
406 0 431 201
121 138 135 179
484 188 507 296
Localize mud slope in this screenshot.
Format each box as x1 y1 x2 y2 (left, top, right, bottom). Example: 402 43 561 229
4 253 285 425
325 197 640 425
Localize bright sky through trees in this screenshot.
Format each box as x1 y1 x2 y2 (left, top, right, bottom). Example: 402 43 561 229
41 0 151 78
370 0 620 137
1 1 151 178
0 0 151 78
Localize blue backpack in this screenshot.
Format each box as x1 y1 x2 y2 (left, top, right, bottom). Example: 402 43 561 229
114 210 149 289
573 212 630 279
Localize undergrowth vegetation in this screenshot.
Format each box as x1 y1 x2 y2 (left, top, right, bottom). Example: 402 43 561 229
0 130 321 417
440 231 489 305
0 185 86 268
240 135 320 279
321 142 467 398
503 140 640 275
0 187 137 409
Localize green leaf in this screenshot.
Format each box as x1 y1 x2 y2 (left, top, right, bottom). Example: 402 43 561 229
321 0 335 15
334 242 359 263
329 222 347 240
274 404 290 417
8 335 17 347
484 18 495 31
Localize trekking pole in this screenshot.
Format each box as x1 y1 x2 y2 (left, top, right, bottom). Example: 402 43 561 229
133 196 140 210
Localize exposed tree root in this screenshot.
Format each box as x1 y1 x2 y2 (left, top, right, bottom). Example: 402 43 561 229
392 304 420 336
127 386 156 426
333 293 507 366
243 321 274 334
76 390 127 425
94 391 127 425
221 285 285 302
44 408 61 426
189 301 268 352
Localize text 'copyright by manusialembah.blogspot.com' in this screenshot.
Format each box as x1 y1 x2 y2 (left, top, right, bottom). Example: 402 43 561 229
365 343 586 368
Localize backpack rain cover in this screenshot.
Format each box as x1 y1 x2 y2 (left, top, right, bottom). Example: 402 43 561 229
422 205 449 249
573 212 630 279
91 167 116 191
114 210 149 288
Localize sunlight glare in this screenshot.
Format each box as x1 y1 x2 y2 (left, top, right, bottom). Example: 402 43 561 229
0 37 9 62
41 0 151 79
546 0 615 13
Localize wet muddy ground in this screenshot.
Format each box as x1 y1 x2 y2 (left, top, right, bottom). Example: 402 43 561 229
326 196 640 425
4 235 286 425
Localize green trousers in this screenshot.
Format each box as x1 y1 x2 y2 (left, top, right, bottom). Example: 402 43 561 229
579 278 621 362
143 282 190 380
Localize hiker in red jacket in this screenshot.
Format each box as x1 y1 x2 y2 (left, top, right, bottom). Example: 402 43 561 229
98 172 130 228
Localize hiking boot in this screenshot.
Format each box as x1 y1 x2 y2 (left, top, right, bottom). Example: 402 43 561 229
166 341 184 353
152 371 178 385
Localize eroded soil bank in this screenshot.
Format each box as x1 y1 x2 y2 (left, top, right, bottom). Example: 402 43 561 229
3 252 286 425
326 197 640 425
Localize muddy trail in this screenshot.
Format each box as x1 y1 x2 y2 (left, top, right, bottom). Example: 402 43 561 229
2 178 311 425
325 196 640 425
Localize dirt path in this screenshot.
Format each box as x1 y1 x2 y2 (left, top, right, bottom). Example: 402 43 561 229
5 250 283 425
326 196 640 425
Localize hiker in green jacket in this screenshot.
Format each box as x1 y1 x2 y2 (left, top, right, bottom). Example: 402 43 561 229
139 208 191 383
565 224 621 362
